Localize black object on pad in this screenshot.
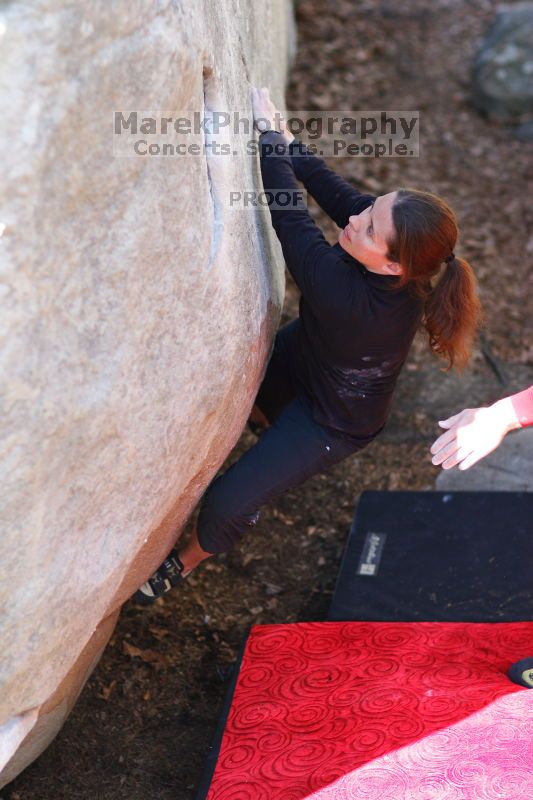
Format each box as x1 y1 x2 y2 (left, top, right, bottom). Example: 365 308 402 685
328 491 533 622
507 657 533 688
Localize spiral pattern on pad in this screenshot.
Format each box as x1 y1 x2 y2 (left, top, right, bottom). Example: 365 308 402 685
207 621 533 799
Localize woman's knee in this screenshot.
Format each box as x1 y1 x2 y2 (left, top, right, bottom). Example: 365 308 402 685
197 477 261 554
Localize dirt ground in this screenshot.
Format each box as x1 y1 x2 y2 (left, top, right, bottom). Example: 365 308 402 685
6 1 532 798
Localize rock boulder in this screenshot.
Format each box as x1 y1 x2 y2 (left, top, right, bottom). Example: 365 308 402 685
0 0 295 786
472 2 533 119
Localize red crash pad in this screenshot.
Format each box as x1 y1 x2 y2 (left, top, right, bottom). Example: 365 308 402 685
205 621 533 800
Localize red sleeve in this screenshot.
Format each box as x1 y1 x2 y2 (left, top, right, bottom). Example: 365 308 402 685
510 386 533 427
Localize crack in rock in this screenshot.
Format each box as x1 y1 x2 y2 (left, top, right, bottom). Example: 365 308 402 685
202 67 224 271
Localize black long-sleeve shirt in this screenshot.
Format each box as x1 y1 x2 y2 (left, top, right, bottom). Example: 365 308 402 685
259 129 424 441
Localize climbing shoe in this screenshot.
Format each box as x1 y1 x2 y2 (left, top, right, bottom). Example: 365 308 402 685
132 548 186 605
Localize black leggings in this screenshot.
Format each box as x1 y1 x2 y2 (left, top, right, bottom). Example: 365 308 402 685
196 319 369 554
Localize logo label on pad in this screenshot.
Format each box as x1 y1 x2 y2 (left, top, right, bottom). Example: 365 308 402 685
357 532 386 576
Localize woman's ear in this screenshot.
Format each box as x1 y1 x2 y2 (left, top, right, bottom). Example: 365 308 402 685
382 261 403 276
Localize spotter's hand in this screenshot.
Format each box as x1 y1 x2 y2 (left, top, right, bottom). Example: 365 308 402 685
430 399 519 471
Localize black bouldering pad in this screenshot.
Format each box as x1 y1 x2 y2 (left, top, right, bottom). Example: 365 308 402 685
195 627 251 800
328 490 533 622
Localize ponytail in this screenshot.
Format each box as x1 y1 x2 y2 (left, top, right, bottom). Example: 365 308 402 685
423 256 483 371
389 189 484 371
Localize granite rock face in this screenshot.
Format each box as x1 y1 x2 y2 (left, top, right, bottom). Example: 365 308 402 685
472 2 533 119
0 0 295 786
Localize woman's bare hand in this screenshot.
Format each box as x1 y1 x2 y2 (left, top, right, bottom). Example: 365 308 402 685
251 86 294 144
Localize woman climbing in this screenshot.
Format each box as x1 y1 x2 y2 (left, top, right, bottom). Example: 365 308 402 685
133 87 482 603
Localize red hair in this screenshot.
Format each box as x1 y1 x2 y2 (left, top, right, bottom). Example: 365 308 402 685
387 188 483 370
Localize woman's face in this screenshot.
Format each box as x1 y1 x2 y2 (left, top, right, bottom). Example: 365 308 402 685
338 190 402 276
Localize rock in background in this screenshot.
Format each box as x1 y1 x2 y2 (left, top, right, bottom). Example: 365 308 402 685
0 0 295 787
472 2 533 120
